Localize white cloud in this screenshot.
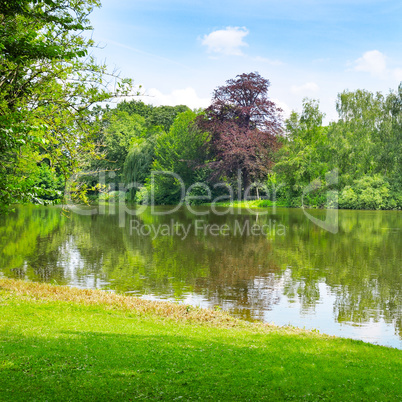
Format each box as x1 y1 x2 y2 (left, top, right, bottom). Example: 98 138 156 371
140 87 210 110
352 50 402 82
354 50 387 77
291 82 320 94
201 27 249 56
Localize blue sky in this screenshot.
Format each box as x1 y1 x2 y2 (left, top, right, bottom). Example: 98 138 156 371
89 0 402 122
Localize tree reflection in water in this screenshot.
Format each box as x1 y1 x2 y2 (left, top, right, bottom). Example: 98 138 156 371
0 205 400 345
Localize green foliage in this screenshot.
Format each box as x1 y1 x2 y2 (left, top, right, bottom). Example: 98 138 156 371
123 138 156 200
0 0 96 62
274 99 330 207
116 100 190 132
81 101 191 201
31 164 65 203
116 100 154 119
274 88 402 210
87 84 401 210
0 0 132 213
328 90 384 184
99 190 126 202
148 104 190 132
146 110 208 204
339 175 394 210
102 112 147 180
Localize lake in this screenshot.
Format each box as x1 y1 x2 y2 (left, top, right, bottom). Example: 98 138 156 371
0 204 401 349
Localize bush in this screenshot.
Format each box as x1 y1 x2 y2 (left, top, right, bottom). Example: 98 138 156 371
135 186 150 205
338 186 358 209
338 175 398 210
32 164 64 204
99 191 126 203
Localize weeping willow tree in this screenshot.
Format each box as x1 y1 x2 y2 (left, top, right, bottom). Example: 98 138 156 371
123 139 155 201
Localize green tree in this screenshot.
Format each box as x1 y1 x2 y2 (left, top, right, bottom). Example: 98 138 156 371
274 99 330 206
376 84 402 188
148 105 190 132
116 100 153 118
123 136 159 201
327 89 384 185
0 0 132 212
148 110 208 204
116 100 190 132
326 86 401 209
102 111 147 179
274 88 401 210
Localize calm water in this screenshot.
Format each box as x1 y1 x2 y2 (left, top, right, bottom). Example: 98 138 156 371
0 205 401 349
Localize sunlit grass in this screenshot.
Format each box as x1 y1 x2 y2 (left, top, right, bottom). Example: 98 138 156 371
0 279 401 401
205 199 283 208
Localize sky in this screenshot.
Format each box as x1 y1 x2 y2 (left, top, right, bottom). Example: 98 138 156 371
88 0 402 122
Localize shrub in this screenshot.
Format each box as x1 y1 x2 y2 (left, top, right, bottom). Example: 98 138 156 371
339 175 397 210
338 186 358 209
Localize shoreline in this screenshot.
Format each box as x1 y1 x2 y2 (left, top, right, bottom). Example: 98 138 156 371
1 278 399 349
6 199 402 212
1 279 401 400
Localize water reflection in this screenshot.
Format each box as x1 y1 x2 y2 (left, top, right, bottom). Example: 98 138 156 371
0 205 400 348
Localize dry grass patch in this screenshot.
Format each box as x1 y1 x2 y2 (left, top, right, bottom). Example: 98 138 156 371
0 279 334 339
0 278 248 328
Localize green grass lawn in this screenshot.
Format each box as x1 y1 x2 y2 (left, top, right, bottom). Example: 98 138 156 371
0 279 401 401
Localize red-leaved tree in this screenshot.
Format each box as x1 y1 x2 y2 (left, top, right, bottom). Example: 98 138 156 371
197 72 283 192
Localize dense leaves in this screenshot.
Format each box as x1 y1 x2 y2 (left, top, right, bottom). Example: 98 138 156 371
1 18 400 217
147 110 208 204
274 86 402 209
0 0 132 212
81 101 191 199
197 72 282 190
82 76 401 210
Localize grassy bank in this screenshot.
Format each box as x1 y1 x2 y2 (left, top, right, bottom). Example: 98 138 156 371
204 199 280 209
0 279 401 401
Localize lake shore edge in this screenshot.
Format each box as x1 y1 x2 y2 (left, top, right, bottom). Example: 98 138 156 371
201 199 402 211
0 278 401 400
